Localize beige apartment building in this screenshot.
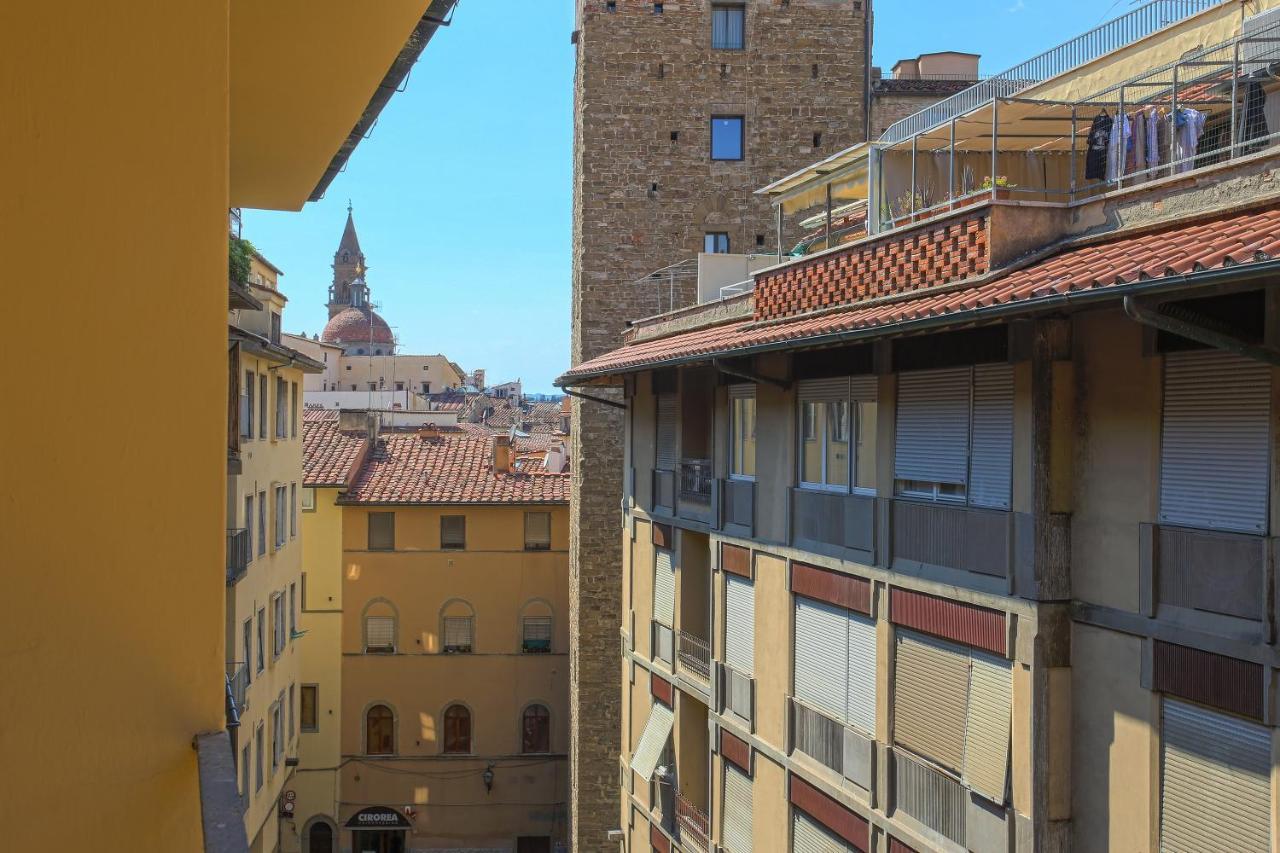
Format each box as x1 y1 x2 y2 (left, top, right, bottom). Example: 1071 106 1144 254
560 2 1280 851
295 416 570 853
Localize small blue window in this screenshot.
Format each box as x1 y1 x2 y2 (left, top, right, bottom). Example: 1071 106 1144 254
705 233 730 254
711 116 744 161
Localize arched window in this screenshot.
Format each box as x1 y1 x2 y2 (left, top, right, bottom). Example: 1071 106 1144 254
356 348 366 356
305 819 335 853
443 704 472 754
520 599 554 654
522 704 550 754
362 599 397 654
365 704 395 755
440 599 475 654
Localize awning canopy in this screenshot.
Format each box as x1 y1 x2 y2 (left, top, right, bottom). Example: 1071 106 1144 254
630 702 675 782
755 142 870 214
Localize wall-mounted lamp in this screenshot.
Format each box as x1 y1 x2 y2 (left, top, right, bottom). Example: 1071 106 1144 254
482 763 495 793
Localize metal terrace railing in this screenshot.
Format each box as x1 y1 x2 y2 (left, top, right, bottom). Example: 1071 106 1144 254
676 630 711 682
676 792 711 851
633 257 699 316
226 528 251 584
879 0 1225 145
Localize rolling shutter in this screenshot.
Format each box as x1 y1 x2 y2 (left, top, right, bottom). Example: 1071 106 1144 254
725 576 755 675
895 368 971 486
849 374 878 402
963 652 1013 802
845 613 877 736
722 763 754 853
798 377 849 402
1160 350 1270 533
1160 698 1270 853
656 393 678 471
794 597 848 722
630 702 675 782
894 633 969 773
729 383 755 400
793 811 849 853
365 616 395 650
969 363 1014 509
653 549 676 627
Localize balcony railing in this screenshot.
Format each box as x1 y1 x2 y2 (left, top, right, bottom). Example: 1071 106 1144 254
676 630 711 682
678 458 713 506
226 661 249 718
226 528 251 584
676 792 711 851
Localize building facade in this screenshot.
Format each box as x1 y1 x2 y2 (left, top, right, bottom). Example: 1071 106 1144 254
561 2 1280 851
295 417 571 852
569 2 872 844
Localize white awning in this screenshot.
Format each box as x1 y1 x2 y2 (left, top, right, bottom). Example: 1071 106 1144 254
630 702 675 782
755 142 870 214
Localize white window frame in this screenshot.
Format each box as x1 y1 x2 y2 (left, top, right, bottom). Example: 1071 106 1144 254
729 384 756 481
797 378 876 496
274 486 287 548
290 483 297 539
272 593 286 658
301 487 316 512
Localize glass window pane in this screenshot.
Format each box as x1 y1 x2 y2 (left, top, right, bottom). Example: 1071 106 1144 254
826 401 850 487
855 400 877 491
711 5 744 49
711 117 743 160
801 400 825 484
705 232 730 253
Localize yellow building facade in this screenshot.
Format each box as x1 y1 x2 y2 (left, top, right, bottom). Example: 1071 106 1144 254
296 421 570 852
1 2 458 850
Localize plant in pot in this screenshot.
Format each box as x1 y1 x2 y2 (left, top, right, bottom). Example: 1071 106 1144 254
891 184 934 225
980 175 1017 201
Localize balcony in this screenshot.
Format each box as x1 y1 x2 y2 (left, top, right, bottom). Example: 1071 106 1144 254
226 528 251 584
677 459 714 524
675 630 711 683
675 792 710 851
226 661 249 716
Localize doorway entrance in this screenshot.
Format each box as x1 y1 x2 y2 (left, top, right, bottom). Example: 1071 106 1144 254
353 829 405 853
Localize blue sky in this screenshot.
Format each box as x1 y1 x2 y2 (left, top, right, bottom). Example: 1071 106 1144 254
243 0 1137 394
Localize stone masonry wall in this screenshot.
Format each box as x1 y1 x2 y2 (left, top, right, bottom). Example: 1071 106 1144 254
569 1 868 849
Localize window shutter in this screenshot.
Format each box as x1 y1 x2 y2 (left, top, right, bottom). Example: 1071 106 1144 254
893 633 969 773
653 549 676 627
848 374 878 402
630 702 675 782
365 616 394 650
729 383 755 400
793 597 848 723
963 652 1012 802
895 368 971 486
722 763 754 853
1160 350 1270 533
845 612 877 737
798 377 850 403
724 576 755 675
443 616 473 651
969 363 1014 509
1160 698 1271 852
656 393 678 470
793 811 850 853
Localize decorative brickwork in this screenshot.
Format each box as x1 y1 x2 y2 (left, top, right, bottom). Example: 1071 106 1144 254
754 214 989 322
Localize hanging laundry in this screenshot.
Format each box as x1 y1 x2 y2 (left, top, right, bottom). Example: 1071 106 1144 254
1085 111 1112 181
1145 107 1161 172
1106 112 1131 182
1131 110 1146 180
1156 109 1172 173
1241 82 1269 153
1173 107 1205 173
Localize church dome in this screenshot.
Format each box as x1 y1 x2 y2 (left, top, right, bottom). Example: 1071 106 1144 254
322 307 395 350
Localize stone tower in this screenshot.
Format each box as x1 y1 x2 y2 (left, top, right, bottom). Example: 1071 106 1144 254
568 1 870 848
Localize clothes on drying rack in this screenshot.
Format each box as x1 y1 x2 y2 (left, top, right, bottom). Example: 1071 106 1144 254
1085 111 1111 181
1106 112 1131 182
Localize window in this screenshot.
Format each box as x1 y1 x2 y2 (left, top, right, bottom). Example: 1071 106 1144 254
242 619 253 684
291 382 299 438
275 376 287 438
893 365 1012 508
301 487 316 511
798 377 877 493
271 701 283 771
729 385 756 479
711 116 744 160
523 616 553 653
654 1 664 12
440 514 466 549
724 575 755 675
270 312 282 345
721 763 753 852
443 705 472 754
364 602 396 653
288 684 295 740
259 374 268 438
256 607 266 672
365 704 395 755
289 582 297 638
241 371 254 439
704 232 731 254
240 744 250 805
395 381 404 391
300 685 319 732
290 484 297 538
522 704 551 753
443 616 474 653
244 495 254 560
368 512 395 550
274 486 287 548
272 593 286 658
524 512 552 550
792 590 876 739
711 4 745 49
257 491 267 556
254 724 264 791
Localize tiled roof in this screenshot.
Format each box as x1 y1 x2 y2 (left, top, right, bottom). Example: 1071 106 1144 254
302 420 368 487
303 405 339 423
560 205 1280 382
341 432 569 505
455 421 561 452
872 78 976 95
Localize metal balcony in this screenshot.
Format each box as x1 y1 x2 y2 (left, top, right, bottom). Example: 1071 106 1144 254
675 631 711 683
226 528 251 584
675 792 710 851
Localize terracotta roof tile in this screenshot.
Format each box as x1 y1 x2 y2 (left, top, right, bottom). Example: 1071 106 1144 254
303 405 339 423
342 432 568 505
560 205 1280 382
302 420 367 487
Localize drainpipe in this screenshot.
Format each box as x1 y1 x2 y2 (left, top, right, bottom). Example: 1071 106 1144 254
1122 295 1280 367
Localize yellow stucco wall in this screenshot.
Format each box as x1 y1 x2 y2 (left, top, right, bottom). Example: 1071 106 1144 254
333 354 465 393
0 3 229 850
752 553 790 752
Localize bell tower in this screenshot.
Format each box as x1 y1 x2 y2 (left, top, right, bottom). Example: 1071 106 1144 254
327 202 368 318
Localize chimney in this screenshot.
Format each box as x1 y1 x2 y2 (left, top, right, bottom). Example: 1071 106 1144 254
339 409 380 440
417 423 442 442
493 434 513 473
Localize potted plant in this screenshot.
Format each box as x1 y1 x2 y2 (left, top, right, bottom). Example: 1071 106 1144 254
891 185 934 225
980 175 1017 201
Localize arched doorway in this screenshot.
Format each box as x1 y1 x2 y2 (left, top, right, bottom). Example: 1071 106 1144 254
302 817 337 853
